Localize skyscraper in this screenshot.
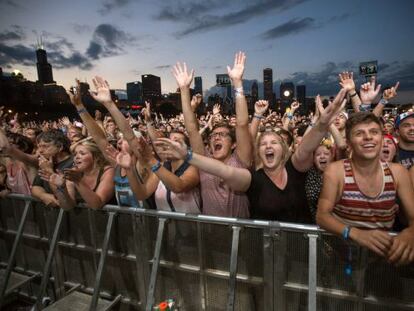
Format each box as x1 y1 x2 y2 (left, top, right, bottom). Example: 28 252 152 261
194 76 203 95
141 74 161 102
127 81 142 103
296 85 307 115
251 81 258 103
36 47 54 84
263 68 273 103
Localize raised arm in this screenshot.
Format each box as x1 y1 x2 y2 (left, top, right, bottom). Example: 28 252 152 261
67 79 111 159
373 82 399 117
89 77 139 150
154 138 251 192
339 71 361 112
227 52 253 166
359 76 381 111
250 100 268 140
292 88 347 172
141 101 158 143
0 129 38 167
172 63 205 154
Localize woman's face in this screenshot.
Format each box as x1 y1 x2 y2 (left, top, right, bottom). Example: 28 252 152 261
74 145 94 171
169 132 186 145
313 145 333 172
258 133 284 170
381 137 397 162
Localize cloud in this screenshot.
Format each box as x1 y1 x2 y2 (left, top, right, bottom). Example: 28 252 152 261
156 0 308 38
0 43 34 66
99 0 133 15
72 23 93 34
261 17 316 40
154 64 171 69
0 25 25 41
261 13 350 40
0 0 20 8
86 23 135 59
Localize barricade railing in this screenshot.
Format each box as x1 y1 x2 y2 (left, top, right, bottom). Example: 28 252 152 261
0 194 413 311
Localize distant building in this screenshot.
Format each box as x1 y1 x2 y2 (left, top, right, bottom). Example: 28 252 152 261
36 47 55 84
250 81 259 113
263 68 273 103
141 74 161 102
296 85 307 115
194 76 203 95
280 82 295 111
127 81 142 103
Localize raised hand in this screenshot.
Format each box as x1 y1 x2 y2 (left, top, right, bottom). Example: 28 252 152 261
172 62 194 89
254 100 269 116
290 101 300 112
90 76 113 105
213 104 221 115
38 155 54 181
105 144 119 165
142 101 152 123
63 168 84 183
317 89 347 127
314 95 322 120
383 81 400 101
49 173 65 188
116 149 133 169
338 71 356 92
67 79 83 107
61 116 71 127
190 94 203 112
360 76 381 104
226 51 246 83
153 138 187 161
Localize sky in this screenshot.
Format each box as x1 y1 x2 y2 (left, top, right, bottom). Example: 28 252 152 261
1 0 414 96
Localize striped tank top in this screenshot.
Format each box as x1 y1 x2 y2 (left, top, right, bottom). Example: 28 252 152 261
333 159 399 229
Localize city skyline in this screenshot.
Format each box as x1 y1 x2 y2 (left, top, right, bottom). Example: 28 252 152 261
1 0 414 96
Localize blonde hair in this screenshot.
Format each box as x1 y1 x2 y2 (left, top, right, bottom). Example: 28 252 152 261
71 137 109 169
255 131 290 170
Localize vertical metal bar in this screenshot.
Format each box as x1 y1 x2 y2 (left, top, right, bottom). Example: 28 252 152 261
356 247 368 311
89 212 116 311
197 222 206 311
87 209 99 272
226 226 241 311
262 227 276 311
307 234 318 311
35 208 65 310
132 214 148 307
145 218 166 311
0 200 31 305
11 200 28 269
273 229 286 310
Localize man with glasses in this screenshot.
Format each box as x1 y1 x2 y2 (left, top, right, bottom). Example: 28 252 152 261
172 52 252 217
32 130 73 207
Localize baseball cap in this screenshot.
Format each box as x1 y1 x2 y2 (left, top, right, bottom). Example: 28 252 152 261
395 111 414 128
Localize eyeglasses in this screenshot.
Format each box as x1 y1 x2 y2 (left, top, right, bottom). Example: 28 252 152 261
209 132 230 139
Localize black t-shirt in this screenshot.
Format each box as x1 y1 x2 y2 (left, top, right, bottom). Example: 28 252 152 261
398 146 414 169
32 156 74 194
246 158 313 224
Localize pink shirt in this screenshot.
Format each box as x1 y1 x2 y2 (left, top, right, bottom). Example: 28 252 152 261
200 152 250 218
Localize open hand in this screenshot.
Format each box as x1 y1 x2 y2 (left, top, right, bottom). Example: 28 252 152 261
90 76 113 105
172 62 194 89
226 51 246 83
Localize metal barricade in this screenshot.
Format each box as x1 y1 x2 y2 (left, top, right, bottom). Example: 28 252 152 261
0 194 413 311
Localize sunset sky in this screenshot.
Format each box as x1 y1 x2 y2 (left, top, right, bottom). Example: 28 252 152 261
1 0 414 96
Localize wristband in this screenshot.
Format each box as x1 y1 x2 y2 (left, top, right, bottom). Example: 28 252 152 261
77 108 87 114
378 98 388 106
234 87 244 97
349 92 357 98
185 148 193 162
342 226 351 240
287 112 293 120
254 114 263 120
151 161 162 173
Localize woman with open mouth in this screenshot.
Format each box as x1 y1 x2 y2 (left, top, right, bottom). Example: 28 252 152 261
48 139 115 210
153 87 348 223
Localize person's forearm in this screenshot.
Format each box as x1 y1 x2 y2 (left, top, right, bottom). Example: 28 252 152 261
180 87 204 154
329 124 347 150
8 147 38 167
349 91 361 112
316 205 348 237
104 101 136 141
52 186 76 210
76 104 109 152
75 181 105 209
234 82 253 165
372 98 387 117
296 122 328 159
125 166 156 201
153 162 196 193
146 122 158 143
249 116 261 141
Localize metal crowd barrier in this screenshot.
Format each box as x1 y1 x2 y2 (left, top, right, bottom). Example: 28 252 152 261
0 194 413 310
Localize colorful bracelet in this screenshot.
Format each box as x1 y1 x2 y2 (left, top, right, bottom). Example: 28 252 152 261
342 226 351 240
254 114 263 119
185 148 193 162
151 161 162 173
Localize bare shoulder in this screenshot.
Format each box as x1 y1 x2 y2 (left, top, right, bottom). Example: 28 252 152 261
388 162 410 185
324 160 345 178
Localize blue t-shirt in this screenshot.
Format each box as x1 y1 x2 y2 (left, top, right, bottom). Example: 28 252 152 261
398 147 414 169
114 166 142 208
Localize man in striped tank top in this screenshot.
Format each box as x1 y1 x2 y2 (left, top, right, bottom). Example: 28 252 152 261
317 112 414 265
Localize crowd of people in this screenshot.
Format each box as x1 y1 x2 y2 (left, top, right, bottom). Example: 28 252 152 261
0 52 413 266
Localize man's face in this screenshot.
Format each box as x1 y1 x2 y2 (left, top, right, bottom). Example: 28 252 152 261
37 139 60 159
397 117 414 144
24 129 37 143
383 122 394 135
349 122 383 160
208 127 234 161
